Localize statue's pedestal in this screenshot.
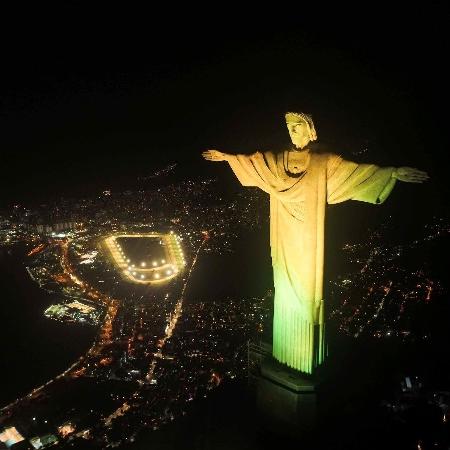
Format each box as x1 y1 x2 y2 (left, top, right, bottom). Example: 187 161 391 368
256 357 318 440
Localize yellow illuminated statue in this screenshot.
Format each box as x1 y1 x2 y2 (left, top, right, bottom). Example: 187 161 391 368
202 112 428 374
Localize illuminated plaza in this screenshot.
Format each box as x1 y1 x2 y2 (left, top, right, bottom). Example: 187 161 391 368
103 232 186 284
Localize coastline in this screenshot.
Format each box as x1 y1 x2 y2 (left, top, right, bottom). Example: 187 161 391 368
0 244 96 406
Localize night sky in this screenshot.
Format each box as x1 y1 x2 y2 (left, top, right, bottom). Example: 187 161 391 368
1 6 449 208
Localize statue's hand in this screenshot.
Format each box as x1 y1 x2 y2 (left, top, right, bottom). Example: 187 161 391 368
393 167 429 183
202 149 229 162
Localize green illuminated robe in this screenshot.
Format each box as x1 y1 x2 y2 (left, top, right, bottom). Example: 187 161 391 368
228 151 397 374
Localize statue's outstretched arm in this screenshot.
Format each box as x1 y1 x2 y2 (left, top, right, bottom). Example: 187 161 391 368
203 149 263 188
327 155 430 205
392 167 429 183
202 149 231 162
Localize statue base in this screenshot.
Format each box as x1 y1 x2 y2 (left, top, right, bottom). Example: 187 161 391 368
256 357 318 440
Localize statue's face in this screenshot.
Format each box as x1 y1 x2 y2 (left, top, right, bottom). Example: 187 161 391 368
287 120 310 149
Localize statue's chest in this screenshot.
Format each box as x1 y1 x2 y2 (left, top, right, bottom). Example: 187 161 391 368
282 151 311 175
271 152 327 202
274 152 311 187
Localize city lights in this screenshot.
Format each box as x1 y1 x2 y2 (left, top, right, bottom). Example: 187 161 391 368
1 168 446 449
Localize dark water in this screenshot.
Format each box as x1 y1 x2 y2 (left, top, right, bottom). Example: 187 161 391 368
0 244 96 406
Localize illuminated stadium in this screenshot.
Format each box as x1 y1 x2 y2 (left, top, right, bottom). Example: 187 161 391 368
102 232 185 284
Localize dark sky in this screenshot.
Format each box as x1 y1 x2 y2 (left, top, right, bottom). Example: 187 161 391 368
1 6 449 206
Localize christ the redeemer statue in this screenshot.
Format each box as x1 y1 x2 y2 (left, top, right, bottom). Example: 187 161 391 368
203 112 428 375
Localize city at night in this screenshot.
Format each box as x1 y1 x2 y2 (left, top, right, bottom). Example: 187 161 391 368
1 7 449 450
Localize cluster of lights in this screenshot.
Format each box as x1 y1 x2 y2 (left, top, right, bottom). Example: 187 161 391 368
108 239 127 264
173 234 186 266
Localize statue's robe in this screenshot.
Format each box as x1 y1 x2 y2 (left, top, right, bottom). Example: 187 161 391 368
228 151 396 373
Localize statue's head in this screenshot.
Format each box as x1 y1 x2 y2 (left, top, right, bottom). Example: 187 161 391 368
285 112 317 149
